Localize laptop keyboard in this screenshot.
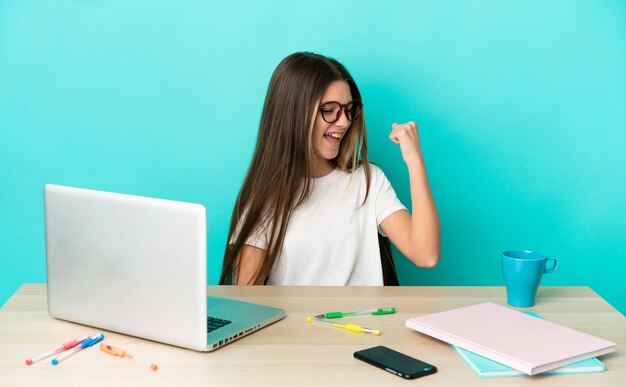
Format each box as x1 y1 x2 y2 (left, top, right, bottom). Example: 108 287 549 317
207 316 232 333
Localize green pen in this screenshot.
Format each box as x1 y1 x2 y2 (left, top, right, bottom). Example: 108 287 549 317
314 307 396 319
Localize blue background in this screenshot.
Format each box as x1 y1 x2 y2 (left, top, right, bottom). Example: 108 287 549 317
1 1 624 314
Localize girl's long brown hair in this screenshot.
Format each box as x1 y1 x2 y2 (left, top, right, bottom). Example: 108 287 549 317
219 52 371 285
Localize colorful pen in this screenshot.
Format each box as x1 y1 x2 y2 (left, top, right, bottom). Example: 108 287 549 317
99 343 158 371
306 317 381 335
25 336 89 365
51 333 105 365
314 307 396 319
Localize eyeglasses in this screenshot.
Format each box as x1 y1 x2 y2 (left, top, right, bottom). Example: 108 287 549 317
318 100 362 123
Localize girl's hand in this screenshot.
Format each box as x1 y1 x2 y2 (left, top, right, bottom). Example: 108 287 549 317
389 121 423 165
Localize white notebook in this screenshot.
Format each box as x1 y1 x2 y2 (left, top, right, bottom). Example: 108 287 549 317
406 302 616 375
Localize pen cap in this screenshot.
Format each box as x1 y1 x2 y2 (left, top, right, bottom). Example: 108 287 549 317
100 343 126 357
372 307 395 315
79 337 95 349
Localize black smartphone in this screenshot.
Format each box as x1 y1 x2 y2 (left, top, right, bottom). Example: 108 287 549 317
354 346 437 379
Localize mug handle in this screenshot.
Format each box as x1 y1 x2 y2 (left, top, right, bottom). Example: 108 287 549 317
544 257 559 274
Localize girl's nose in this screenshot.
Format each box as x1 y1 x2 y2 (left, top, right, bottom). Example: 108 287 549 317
335 110 351 128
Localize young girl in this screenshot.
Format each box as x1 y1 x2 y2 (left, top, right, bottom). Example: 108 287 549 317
220 52 440 285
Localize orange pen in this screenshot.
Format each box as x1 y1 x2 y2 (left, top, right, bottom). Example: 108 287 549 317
99 343 158 371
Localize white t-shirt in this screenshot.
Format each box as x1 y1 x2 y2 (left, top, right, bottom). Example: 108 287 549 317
245 164 406 285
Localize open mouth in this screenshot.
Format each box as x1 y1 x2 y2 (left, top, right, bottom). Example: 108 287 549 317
323 132 342 146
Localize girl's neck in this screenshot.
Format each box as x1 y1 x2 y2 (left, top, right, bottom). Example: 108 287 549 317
312 159 335 178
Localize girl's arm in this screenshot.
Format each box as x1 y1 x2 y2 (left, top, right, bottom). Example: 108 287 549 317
235 245 266 285
379 121 441 268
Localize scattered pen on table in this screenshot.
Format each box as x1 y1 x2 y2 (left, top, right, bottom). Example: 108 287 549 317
314 307 396 319
25 335 89 365
51 333 105 365
100 343 158 371
306 317 381 335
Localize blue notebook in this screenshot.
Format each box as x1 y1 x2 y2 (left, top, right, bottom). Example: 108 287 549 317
451 311 605 378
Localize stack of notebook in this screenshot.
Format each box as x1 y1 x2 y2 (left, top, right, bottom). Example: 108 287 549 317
451 311 604 377
452 344 604 378
406 302 616 376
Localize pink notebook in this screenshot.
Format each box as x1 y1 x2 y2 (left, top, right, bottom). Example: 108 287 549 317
406 302 616 375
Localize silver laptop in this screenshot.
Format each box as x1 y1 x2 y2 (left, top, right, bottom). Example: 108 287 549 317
44 184 285 351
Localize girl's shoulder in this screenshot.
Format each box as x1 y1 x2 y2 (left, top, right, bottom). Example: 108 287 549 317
358 162 387 181
338 162 388 186
336 162 386 179
367 162 385 176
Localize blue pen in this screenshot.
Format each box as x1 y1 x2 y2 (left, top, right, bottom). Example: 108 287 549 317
51 333 105 365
